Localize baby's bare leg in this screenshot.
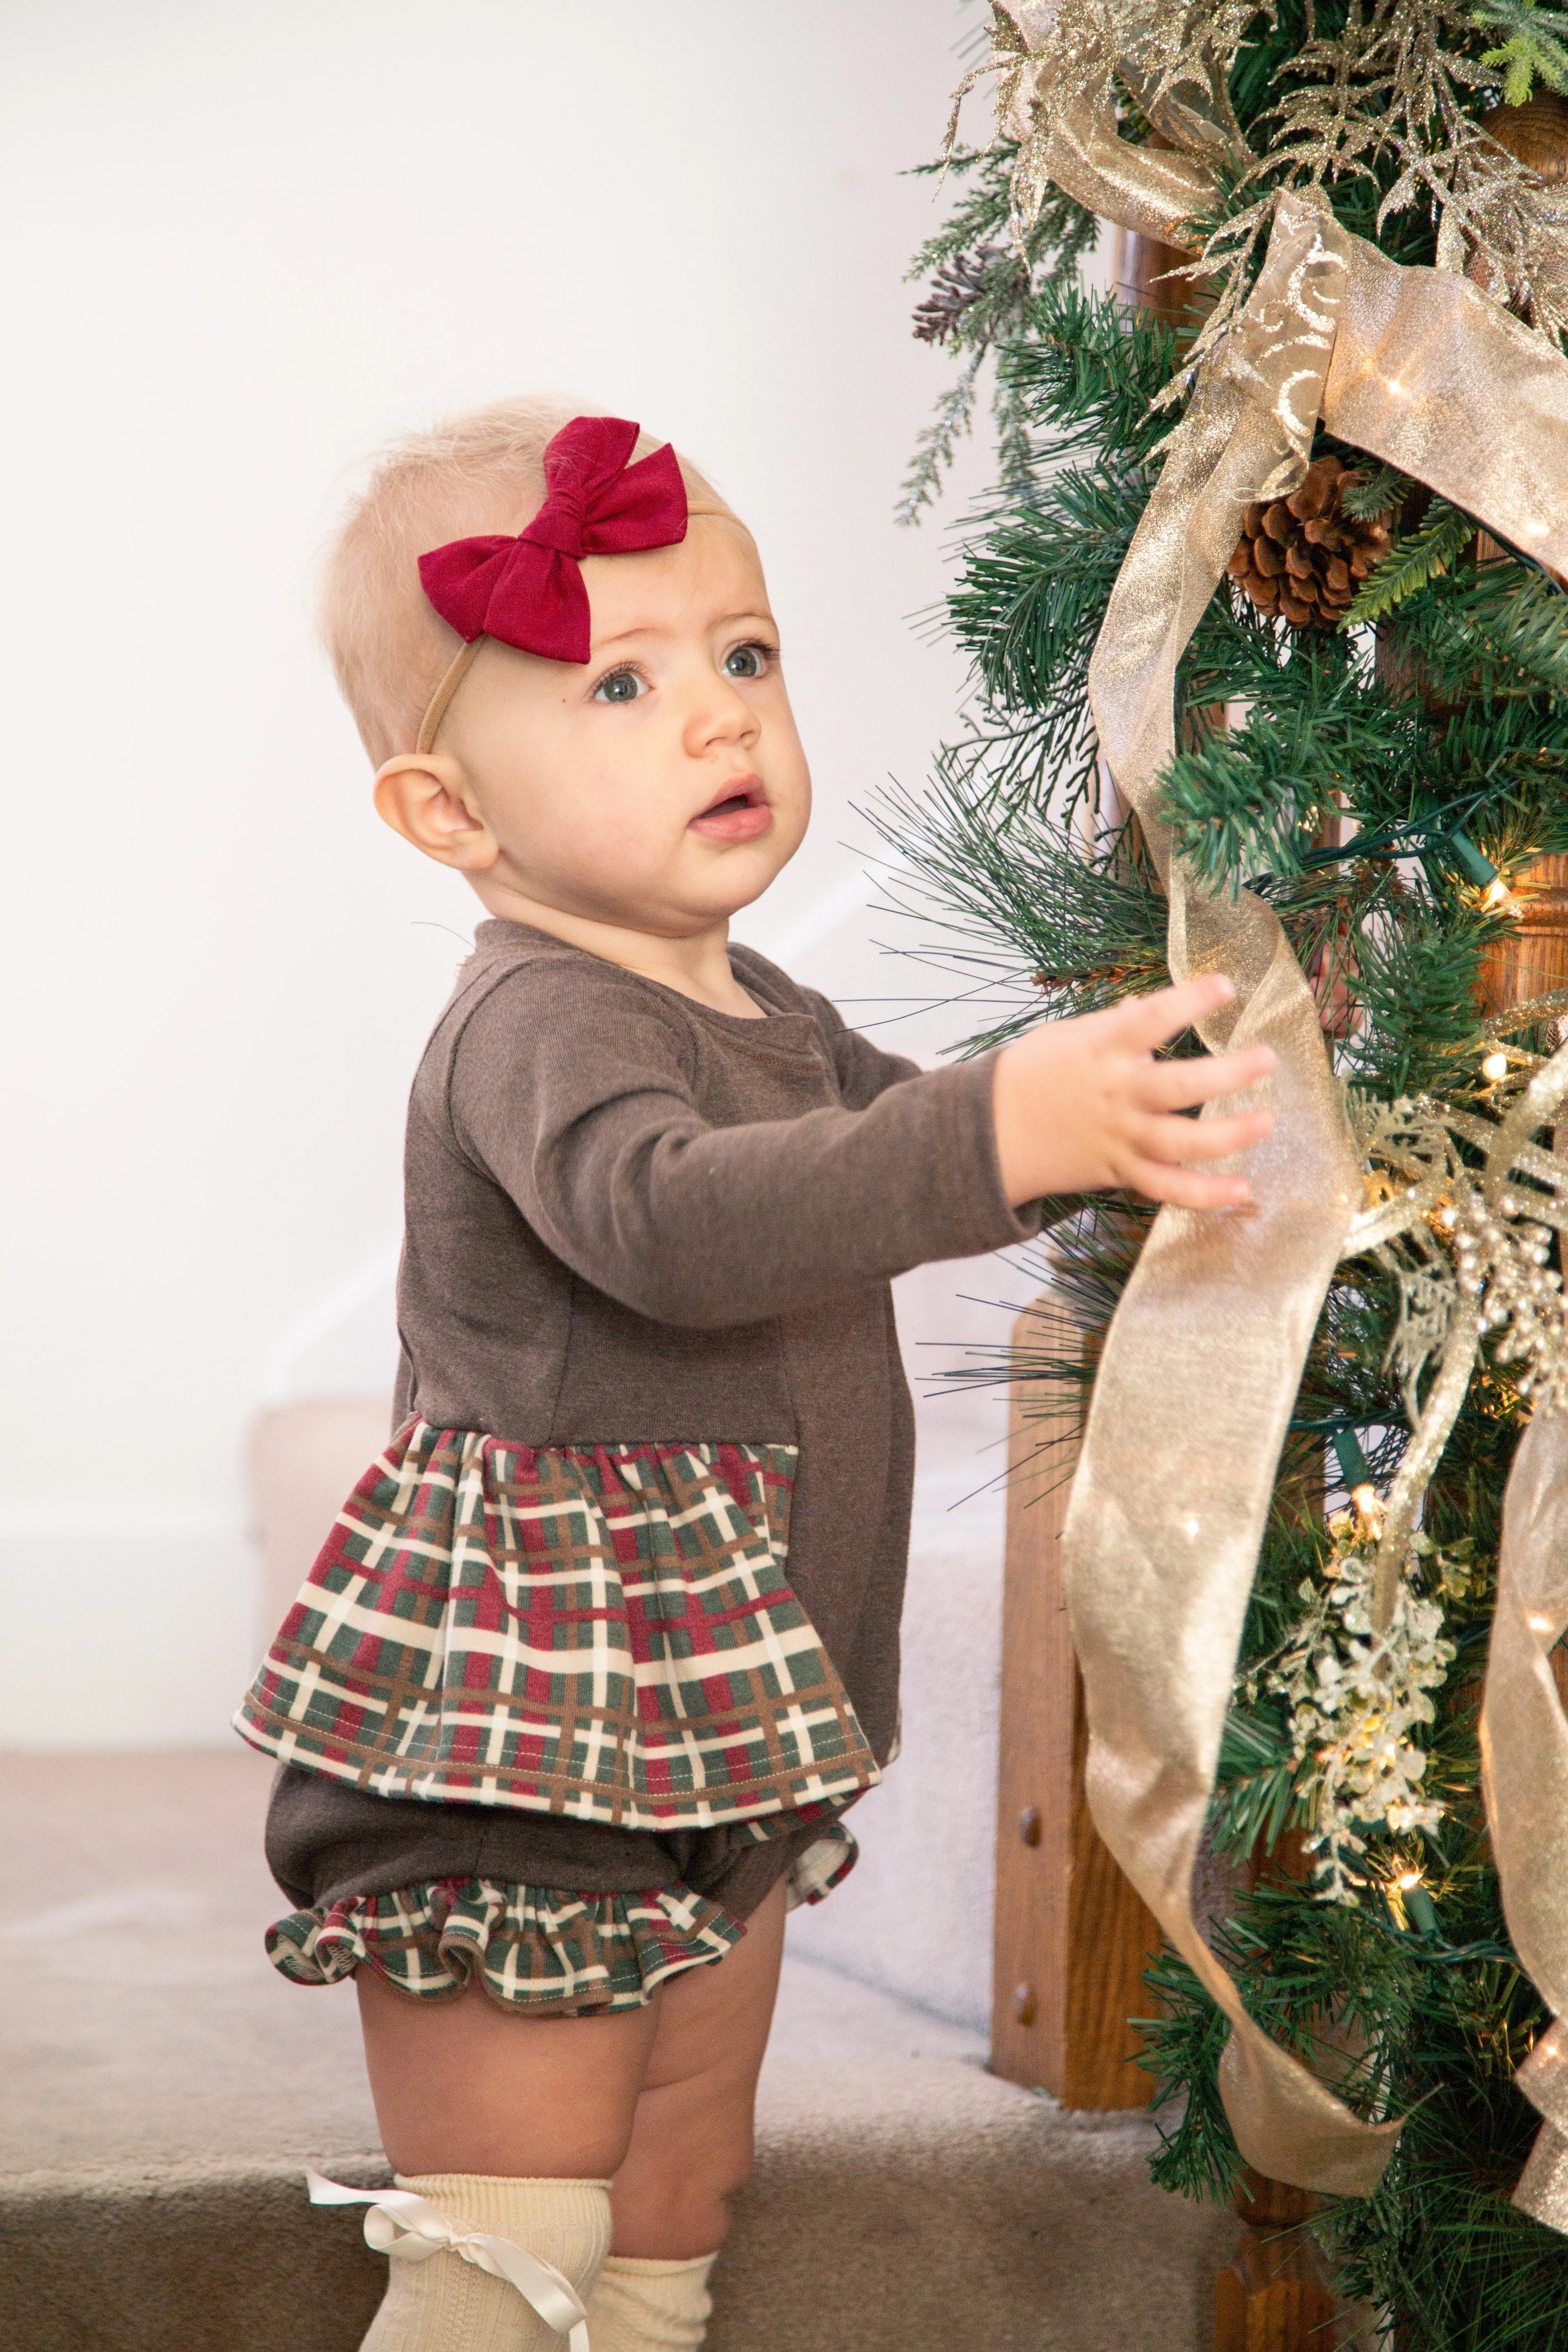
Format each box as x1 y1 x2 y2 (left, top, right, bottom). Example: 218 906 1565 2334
355 1968 662 2177
609 1879 788 2258
352 1975 662 2348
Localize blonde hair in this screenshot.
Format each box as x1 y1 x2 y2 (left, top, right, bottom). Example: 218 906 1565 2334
317 395 737 764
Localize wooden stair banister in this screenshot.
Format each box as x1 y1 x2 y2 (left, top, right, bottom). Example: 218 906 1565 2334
991 1290 1364 2348
990 1302 1160 2105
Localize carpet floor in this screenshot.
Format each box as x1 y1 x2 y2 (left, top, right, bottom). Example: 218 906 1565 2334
0 1749 1238 2349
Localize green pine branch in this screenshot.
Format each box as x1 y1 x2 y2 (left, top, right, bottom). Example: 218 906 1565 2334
903 143 1097 293
1158 651 1426 894
1340 461 1415 522
1469 0 1568 102
899 142 1098 521
947 464 1148 739
862 768 1169 1052
1136 1950 1245 2204
1211 1705 1305 1858
995 280 1185 463
1412 559 1568 702
1159 728 1323 890
1345 899 1496 1098
896 353 985 527
1342 500 1477 628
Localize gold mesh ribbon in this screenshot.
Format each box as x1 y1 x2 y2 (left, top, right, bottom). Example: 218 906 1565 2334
1062 192 1401 2194
1039 147 1568 2198
1486 1385 1568 2232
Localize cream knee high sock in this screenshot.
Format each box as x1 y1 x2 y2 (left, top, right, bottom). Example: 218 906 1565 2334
359 2175 612 2352
583 2253 717 2352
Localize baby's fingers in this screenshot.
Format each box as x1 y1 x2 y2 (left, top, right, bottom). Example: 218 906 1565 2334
1136 1105 1274 1164
1141 1042 1276 1109
1109 972 1238 1054
1127 1159 1257 1209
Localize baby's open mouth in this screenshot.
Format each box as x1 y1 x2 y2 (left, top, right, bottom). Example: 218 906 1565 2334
689 778 772 843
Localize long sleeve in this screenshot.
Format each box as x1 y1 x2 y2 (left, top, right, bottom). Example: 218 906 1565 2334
446 963 1038 1330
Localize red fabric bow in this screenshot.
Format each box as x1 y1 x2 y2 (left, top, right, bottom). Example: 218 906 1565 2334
417 415 688 665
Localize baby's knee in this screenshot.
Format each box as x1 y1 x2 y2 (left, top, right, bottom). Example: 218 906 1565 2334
700 2123 757 2214
671 2126 755 2236
616 2121 755 2257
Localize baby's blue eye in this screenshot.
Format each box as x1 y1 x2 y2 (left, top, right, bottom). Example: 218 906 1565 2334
724 644 768 679
593 668 646 704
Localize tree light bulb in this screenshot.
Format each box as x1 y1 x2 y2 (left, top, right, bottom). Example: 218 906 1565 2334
1482 1051 1509 1080
1397 1870 1423 1890
1484 877 1511 906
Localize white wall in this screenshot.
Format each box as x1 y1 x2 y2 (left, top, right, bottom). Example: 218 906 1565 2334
0 1 1028 1794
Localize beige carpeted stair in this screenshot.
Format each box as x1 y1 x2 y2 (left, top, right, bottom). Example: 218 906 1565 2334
0 1750 1238 2350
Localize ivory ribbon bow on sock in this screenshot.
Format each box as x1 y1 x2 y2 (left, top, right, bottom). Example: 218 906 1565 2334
307 2173 591 2352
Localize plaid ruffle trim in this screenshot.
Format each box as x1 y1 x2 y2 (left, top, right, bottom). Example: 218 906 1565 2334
267 1876 741 2014
235 1422 880 1829
268 1817 861 2014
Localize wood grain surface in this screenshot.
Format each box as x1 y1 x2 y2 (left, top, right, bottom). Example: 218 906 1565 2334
989 1302 1162 2106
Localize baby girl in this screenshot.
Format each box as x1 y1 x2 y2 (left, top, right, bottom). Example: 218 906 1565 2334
235 403 1273 2352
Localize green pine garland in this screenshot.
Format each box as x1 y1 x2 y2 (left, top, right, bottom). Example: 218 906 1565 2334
892 5 1568 2342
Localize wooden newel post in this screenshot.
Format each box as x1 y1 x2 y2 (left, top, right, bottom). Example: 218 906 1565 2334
1110 223 1201 332
1215 2173 1338 2350
990 1304 1162 2104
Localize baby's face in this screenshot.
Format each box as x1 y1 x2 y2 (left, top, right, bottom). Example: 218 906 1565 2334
438 517 810 936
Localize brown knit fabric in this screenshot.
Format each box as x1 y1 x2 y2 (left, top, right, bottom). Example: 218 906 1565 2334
267 920 1040 1913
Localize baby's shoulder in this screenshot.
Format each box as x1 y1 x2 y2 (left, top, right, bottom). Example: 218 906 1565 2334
419 924 701 1101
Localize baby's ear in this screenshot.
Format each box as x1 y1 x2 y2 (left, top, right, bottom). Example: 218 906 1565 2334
372 753 498 873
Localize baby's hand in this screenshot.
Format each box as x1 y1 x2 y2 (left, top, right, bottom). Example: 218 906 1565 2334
992 974 1276 1210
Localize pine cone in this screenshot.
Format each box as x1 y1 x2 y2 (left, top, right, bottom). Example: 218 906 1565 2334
1225 455 1392 628
911 245 1024 345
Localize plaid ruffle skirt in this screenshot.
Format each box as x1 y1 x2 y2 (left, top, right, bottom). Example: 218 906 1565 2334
235 1421 879 1830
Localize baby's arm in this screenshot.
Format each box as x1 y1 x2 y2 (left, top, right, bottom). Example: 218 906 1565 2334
451 972 1021 1327
448 967 1271 1330
787 970 1271 1207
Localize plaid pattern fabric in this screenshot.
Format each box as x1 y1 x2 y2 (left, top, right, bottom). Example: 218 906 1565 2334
783 1822 860 1910
266 1876 742 2014
235 1421 880 1827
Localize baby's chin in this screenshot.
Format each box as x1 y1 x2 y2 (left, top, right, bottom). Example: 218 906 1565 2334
497 819 802 935
637 870 784 935
502 869 774 937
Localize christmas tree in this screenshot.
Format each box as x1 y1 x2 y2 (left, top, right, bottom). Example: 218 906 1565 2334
894 4 1568 2343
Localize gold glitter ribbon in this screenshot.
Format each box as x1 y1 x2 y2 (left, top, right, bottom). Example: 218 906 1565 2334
1060 191 1403 2194
1032 122 1568 2191
1488 1399 1568 2231
1470 1044 1568 2233
1001 0 1221 243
